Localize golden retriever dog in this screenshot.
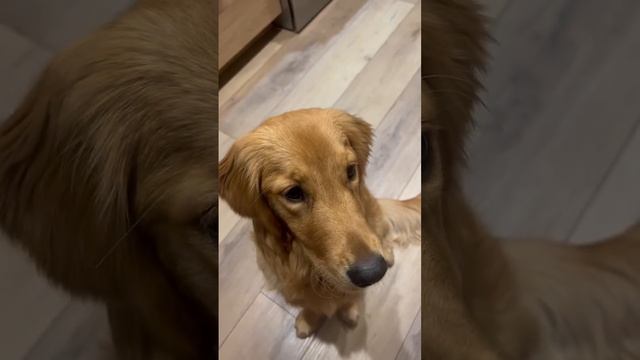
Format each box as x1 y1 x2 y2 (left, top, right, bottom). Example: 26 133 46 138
424 0 640 359
220 108 420 338
0 0 217 358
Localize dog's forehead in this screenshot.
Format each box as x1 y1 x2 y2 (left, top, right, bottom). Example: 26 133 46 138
259 112 348 150
248 114 353 179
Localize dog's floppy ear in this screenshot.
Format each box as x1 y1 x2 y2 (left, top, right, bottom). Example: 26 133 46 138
335 113 374 176
219 138 262 217
219 137 290 243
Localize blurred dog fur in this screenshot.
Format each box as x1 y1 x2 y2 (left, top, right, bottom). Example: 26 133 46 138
424 1 640 359
220 109 420 338
0 0 218 358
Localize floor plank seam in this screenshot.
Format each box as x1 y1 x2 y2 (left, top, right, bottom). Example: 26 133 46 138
218 289 262 349
259 289 296 317
362 1 415 67
399 163 421 196
255 0 384 120
393 306 420 360
298 333 315 360
219 218 246 246
371 68 421 133
564 117 640 243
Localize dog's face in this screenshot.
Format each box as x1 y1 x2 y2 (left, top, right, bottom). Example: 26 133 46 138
221 109 389 290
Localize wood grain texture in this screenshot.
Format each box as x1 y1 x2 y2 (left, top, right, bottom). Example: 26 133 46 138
270 0 414 120
400 165 421 200
334 4 420 128
395 309 421 360
464 0 640 241
219 0 371 137
220 294 314 360
366 71 421 198
219 0 282 68
218 220 266 345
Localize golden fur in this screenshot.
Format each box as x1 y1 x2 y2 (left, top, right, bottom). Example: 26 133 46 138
0 1 218 358
424 1 640 359
220 108 420 337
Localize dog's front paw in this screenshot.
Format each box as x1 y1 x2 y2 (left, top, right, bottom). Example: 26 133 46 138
295 309 324 338
295 319 314 338
338 302 360 328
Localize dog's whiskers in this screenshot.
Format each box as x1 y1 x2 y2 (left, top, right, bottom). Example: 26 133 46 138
309 266 357 300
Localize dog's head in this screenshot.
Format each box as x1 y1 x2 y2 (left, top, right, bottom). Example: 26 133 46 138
221 108 390 290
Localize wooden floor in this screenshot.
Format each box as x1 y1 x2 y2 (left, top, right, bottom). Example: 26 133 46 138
2 0 640 358
218 0 421 359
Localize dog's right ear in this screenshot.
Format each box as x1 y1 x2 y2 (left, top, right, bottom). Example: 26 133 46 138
219 138 260 217
220 138 291 244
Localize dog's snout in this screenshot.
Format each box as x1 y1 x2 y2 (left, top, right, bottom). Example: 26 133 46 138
347 254 388 288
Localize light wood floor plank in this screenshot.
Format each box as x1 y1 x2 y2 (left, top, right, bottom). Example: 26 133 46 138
333 3 420 128
219 0 373 137
366 71 421 198
218 220 265 345
394 309 421 360
219 293 313 360
270 0 414 122
400 165 421 200
219 131 235 160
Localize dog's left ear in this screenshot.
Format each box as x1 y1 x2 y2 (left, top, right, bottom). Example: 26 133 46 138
335 113 374 176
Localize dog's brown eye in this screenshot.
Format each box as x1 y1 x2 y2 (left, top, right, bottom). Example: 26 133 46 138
347 164 357 181
284 186 305 203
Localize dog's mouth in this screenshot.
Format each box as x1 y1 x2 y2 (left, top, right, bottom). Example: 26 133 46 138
310 265 360 298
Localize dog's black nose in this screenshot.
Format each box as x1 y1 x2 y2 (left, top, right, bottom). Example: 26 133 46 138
347 254 388 287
